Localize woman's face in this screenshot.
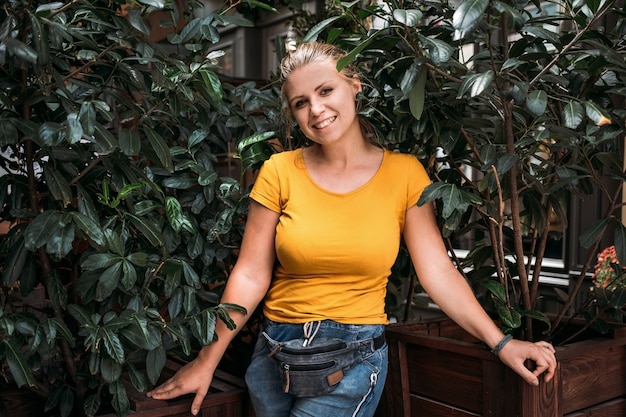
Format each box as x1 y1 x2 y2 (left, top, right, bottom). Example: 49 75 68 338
284 60 362 146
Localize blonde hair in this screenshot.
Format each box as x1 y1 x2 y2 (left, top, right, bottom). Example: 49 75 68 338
279 42 377 145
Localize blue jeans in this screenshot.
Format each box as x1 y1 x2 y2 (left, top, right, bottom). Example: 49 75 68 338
245 319 388 417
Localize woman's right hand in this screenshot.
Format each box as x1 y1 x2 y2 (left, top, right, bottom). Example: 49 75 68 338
146 357 214 416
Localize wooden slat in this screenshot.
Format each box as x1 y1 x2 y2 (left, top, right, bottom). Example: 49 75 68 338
406 344 484 413
411 395 481 417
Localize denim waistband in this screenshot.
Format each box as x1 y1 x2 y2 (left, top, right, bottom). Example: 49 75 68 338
262 319 385 346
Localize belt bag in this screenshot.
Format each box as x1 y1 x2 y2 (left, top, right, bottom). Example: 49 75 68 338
262 331 384 398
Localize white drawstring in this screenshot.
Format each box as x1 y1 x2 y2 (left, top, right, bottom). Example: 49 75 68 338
302 320 321 346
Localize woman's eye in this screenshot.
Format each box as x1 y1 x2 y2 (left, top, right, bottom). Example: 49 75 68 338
294 100 306 108
320 88 332 96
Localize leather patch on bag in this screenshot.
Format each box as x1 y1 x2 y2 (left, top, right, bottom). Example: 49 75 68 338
327 369 344 386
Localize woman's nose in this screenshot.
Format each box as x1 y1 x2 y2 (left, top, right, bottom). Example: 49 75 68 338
309 98 324 115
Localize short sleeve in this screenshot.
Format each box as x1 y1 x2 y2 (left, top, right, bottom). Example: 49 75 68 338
405 154 431 210
249 155 282 213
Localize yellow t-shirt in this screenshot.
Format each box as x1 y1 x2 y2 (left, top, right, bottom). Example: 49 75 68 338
249 148 431 324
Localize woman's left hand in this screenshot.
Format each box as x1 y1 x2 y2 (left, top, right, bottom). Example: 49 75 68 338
497 339 557 386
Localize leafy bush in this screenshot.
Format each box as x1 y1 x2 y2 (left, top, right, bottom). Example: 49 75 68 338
0 0 280 415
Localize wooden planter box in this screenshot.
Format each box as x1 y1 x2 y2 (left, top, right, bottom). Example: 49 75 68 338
378 317 626 417
99 359 252 417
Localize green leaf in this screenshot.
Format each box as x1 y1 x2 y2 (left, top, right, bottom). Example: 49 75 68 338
585 101 611 126
43 165 73 207
144 125 174 173
419 36 454 64
458 71 494 98
48 317 75 346
121 259 138 289
452 0 489 40
525 90 547 116
127 9 150 35
168 288 184 319
81 253 121 271
129 214 166 248
579 217 611 249
71 212 106 247
100 357 122 383
182 260 200 288
302 16 343 43
409 69 426 120
59 386 74 417
187 129 209 148
101 328 125 364
146 345 166 385
127 363 148 393
47 270 68 309
2 340 38 387
119 128 141 156
2 234 28 286
201 308 216 345
497 306 522 329
563 100 584 129
96 262 123 301
199 68 223 105
496 154 519 176
392 9 423 26
93 123 118 154
4 38 38 64
243 0 277 12
24 210 62 251
519 309 551 333
481 280 507 302
337 30 385 71
237 131 275 156
83 395 101 417
68 304 95 327
109 379 130 417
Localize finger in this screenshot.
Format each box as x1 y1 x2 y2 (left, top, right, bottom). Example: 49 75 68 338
147 380 178 398
508 360 540 386
534 341 556 353
146 380 171 397
191 391 207 416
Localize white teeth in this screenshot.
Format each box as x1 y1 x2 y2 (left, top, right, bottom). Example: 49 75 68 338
315 116 336 129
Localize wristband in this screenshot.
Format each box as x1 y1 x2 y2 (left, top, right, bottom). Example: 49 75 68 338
491 334 513 356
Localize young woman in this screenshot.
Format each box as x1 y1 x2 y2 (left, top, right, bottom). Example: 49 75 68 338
147 42 557 417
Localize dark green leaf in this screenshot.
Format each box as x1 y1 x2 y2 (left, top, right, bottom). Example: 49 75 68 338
2 234 28 286
81 253 121 271
452 0 489 39
303 16 343 43
2 340 37 387
481 280 507 302
47 270 68 309
144 125 174 172
563 100 584 129
101 328 125 364
127 363 148 393
146 345 166 385
119 128 141 156
83 394 101 417
579 217 611 248
392 9 423 26
109 379 130 417
24 211 62 251
525 90 547 116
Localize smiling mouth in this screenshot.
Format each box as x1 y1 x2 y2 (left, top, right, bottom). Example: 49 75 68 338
313 116 336 129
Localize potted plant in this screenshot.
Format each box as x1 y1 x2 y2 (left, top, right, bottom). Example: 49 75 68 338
253 0 626 415
0 0 280 416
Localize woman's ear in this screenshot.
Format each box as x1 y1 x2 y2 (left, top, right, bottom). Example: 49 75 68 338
352 75 362 96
